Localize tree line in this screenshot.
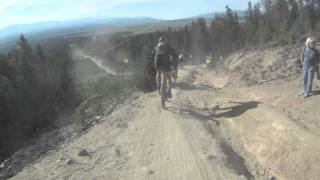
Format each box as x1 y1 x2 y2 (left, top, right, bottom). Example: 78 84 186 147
0 35 79 160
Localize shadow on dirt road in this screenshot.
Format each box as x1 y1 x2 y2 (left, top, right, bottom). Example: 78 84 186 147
167 101 261 125
214 101 261 118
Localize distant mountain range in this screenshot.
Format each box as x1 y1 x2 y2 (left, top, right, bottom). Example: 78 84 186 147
0 11 246 52
0 10 246 39
0 17 163 39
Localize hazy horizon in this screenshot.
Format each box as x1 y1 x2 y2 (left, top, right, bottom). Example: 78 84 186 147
0 0 253 30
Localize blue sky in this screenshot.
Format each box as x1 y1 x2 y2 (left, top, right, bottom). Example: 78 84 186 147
0 0 252 29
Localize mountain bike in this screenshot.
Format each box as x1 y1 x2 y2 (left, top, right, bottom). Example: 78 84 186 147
160 70 172 109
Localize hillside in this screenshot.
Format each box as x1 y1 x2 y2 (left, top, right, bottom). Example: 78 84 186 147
3 44 320 180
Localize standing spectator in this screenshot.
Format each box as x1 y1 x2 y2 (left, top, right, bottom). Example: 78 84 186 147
301 37 320 98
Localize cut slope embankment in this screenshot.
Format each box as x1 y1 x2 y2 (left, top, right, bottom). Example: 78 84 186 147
193 43 320 179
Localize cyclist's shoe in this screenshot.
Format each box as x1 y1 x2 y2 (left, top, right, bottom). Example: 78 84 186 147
304 92 311 98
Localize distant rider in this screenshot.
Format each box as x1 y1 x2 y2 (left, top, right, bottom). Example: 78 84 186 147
189 54 194 64
178 53 184 67
205 55 212 67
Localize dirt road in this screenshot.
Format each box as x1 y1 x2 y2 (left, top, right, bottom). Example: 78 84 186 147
10 65 320 180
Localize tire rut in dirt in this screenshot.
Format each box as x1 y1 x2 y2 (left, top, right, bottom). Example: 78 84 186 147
220 142 254 180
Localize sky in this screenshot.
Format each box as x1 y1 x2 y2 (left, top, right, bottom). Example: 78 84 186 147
0 0 252 29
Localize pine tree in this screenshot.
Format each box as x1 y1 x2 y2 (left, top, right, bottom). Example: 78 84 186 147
36 44 45 60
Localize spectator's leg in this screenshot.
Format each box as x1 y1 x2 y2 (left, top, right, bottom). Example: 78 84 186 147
303 67 308 94
316 66 320 80
307 67 315 94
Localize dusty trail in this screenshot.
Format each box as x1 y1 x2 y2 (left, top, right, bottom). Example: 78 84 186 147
122 97 239 180
11 66 256 180
10 65 320 180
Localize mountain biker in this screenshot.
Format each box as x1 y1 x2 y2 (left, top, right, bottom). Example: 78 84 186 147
301 37 320 98
205 55 212 67
189 54 194 64
153 36 177 101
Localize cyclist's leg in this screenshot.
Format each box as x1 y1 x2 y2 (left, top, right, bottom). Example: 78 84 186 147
172 68 175 82
165 70 172 98
167 71 172 90
159 70 166 108
160 70 167 95
161 71 170 92
156 69 161 91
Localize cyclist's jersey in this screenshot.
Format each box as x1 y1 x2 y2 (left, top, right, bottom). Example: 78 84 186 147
154 42 177 71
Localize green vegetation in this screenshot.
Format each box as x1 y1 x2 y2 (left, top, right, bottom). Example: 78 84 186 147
0 35 79 161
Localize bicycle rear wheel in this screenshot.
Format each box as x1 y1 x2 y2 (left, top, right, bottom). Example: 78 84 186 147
161 89 166 108
160 71 168 109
